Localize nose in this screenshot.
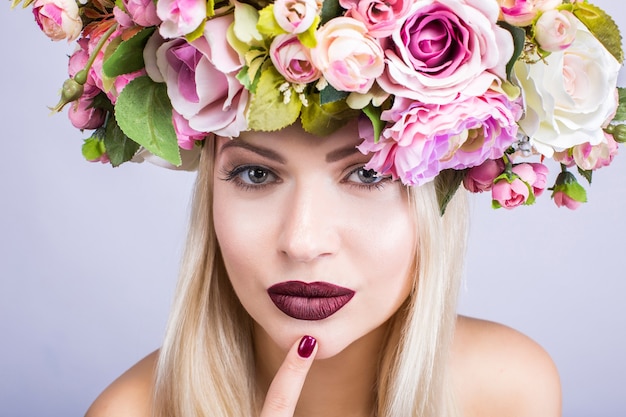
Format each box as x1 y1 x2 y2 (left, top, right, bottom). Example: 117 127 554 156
277 181 340 263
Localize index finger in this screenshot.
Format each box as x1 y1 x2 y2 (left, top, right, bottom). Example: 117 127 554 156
259 335 318 417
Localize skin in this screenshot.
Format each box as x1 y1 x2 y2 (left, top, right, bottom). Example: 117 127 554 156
84 122 562 417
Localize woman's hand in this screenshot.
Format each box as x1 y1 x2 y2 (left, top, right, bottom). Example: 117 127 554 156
259 335 318 417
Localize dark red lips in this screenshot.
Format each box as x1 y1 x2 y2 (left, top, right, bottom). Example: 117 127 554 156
267 281 355 321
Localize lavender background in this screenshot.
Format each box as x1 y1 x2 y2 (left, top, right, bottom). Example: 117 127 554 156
1 2 624 416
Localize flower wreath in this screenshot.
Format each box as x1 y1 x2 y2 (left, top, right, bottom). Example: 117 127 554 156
11 0 626 211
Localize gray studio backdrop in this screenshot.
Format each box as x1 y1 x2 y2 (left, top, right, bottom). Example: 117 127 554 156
1 2 624 416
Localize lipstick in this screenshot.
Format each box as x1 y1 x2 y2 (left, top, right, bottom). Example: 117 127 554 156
267 281 355 321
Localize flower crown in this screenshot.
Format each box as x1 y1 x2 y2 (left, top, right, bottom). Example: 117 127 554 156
12 0 626 211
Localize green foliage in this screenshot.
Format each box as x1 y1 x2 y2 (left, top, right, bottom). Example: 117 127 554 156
82 135 107 161
103 27 156 78
435 169 466 216
320 0 342 26
103 115 141 167
115 76 181 166
498 21 526 80
320 84 349 105
571 1 624 63
612 88 626 122
300 94 360 136
577 167 593 185
257 5 285 38
297 15 320 48
247 67 302 131
362 104 384 143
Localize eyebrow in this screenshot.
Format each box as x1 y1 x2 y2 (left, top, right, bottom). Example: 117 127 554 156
325 145 361 163
219 140 286 164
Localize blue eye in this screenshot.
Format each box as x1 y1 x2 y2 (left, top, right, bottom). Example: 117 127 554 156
241 167 273 184
349 167 384 185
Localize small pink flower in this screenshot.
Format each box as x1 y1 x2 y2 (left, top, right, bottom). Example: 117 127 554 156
528 162 549 197
497 0 561 27
157 0 206 38
379 0 513 104
172 109 206 150
572 133 619 171
274 0 321 34
552 148 575 167
311 17 384 93
123 0 161 27
155 15 248 137
553 190 582 209
339 0 411 38
113 7 135 28
534 9 577 52
463 158 505 193
492 174 532 209
32 0 82 41
270 34 321 84
68 97 106 130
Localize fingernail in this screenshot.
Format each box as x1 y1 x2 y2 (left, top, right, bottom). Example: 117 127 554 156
297 335 316 359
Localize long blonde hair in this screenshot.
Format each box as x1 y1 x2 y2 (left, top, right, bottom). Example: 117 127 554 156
153 139 468 417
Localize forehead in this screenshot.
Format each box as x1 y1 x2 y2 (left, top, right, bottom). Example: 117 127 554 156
217 121 364 158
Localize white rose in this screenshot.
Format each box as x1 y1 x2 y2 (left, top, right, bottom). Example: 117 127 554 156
514 21 621 157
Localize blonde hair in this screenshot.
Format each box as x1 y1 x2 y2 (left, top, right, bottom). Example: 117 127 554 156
153 139 468 417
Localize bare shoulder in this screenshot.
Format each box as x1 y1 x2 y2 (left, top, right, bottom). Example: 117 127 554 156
84 350 159 417
451 315 561 417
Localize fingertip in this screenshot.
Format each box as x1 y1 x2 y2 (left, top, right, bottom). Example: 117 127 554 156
297 335 317 359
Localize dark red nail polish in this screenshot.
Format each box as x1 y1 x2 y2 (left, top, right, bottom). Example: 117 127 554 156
297 335 316 358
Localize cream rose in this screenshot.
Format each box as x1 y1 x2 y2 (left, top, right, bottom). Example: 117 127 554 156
514 20 621 157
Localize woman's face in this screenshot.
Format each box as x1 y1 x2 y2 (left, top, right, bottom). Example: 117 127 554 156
212 122 416 359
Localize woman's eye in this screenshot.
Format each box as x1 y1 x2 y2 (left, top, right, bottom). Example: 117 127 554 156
349 167 384 185
242 167 273 184
221 165 278 189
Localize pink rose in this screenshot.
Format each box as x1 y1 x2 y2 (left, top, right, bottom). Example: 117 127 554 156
172 109 206 150
68 97 106 130
155 15 248 137
528 162 549 197
113 7 135 28
357 89 521 186
339 0 411 38
274 0 321 34
497 0 561 27
311 17 384 93
270 34 321 84
534 9 577 52
572 133 619 171
123 0 161 27
157 0 206 38
378 0 513 104
553 190 582 209
492 176 531 209
491 163 539 209
552 148 575 167
32 0 82 41
463 158 505 193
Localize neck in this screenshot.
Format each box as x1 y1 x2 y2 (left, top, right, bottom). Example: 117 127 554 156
254 324 391 417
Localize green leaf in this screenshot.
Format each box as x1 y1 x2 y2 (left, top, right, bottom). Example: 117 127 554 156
320 0 342 26
207 0 215 18
572 1 624 63
611 87 626 122
300 94 360 136
577 167 593 185
185 20 206 43
435 169 465 216
103 27 156 78
115 76 181 166
320 84 349 105
497 21 526 80
297 15 319 48
362 104 384 143
247 67 302 131
257 5 286 38
103 115 141 167
82 134 107 162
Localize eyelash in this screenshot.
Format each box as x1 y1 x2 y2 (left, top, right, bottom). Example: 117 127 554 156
219 164 390 192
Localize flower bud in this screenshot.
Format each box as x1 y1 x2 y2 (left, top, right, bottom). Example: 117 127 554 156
551 170 587 209
49 77 85 113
